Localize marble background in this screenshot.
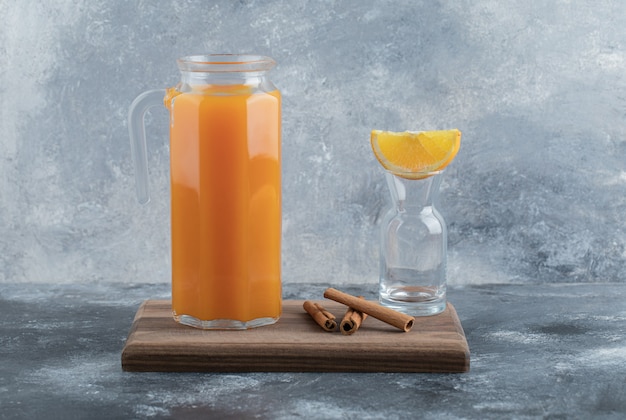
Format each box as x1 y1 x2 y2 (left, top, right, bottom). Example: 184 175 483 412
1 0 625 285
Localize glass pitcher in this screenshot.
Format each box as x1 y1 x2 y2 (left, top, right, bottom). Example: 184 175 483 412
128 54 282 329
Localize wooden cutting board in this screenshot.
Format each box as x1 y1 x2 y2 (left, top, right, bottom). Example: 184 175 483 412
121 300 470 373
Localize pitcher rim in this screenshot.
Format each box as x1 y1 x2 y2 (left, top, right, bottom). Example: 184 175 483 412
384 169 445 179
177 54 276 73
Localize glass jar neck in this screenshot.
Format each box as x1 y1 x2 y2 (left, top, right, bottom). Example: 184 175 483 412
179 71 267 87
385 172 442 212
176 54 275 88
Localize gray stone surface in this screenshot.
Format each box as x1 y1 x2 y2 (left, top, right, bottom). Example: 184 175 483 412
1 282 625 419
1 1 626 286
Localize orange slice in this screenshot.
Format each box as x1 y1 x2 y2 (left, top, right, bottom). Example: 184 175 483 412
370 129 461 179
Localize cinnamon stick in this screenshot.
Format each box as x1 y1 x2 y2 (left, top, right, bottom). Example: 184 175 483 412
340 296 368 335
303 301 337 332
323 288 414 332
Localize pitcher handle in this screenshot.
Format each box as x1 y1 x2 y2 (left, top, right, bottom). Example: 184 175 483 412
128 89 166 204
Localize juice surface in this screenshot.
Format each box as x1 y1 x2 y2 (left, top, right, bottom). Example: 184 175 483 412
168 86 281 323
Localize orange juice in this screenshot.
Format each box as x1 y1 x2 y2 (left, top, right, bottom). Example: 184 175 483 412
167 85 281 328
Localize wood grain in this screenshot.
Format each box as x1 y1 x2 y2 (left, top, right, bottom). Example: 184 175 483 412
121 300 470 373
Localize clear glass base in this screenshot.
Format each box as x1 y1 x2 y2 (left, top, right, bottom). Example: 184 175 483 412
173 313 279 330
379 286 446 316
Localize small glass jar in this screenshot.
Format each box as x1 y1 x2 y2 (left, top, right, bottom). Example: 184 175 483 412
379 171 447 316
